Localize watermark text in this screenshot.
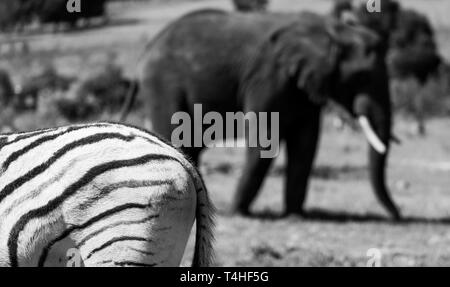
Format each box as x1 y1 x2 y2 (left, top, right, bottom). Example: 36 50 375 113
171 104 280 158
66 0 81 13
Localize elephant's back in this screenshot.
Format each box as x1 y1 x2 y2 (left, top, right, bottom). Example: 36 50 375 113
148 9 303 57
143 9 309 82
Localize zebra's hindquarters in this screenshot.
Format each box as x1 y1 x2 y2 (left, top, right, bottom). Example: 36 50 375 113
61 160 197 267
0 122 214 267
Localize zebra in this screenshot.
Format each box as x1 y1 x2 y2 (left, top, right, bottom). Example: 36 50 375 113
0 122 214 267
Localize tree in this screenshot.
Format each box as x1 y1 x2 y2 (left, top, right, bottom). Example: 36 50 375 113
232 0 269 12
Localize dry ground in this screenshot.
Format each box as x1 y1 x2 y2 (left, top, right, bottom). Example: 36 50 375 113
182 116 450 267
0 0 450 266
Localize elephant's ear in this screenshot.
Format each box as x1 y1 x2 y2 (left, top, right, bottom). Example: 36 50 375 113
269 21 341 105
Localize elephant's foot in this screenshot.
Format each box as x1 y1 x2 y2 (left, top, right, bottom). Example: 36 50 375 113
282 208 306 218
229 206 251 217
381 199 402 221
389 209 402 222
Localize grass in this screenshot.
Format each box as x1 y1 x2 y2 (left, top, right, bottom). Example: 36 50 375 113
182 115 450 267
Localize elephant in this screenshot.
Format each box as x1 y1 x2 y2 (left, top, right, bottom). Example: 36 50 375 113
120 9 402 220
332 0 442 135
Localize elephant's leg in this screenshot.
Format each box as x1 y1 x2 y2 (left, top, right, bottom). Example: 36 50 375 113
231 147 274 215
368 147 402 220
284 111 321 216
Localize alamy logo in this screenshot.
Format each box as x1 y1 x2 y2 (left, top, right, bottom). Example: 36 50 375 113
171 104 280 158
66 248 83 267
366 248 382 267
67 0 81 13
366 0 381 13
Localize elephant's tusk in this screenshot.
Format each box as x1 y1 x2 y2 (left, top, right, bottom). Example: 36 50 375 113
358 116 387 154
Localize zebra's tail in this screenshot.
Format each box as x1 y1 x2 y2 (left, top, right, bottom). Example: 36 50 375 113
192 173 215 267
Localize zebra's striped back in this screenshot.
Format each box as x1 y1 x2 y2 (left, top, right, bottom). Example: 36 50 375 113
0 122 214 267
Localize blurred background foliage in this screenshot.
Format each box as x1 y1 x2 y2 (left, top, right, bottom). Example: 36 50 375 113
0 0 449 132
0 0 107 31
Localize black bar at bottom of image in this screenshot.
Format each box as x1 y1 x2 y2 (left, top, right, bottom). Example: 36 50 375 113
0 267 436 286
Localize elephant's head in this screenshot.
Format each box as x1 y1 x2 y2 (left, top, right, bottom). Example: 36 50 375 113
268 13 400 218
274 14 390 150
327 22 392 155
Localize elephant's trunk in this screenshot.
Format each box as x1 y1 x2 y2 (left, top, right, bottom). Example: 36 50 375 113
368 139 401 220
354 94 401 220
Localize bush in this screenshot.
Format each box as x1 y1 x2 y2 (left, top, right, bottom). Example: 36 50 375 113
391 72 450 118
54 62 132 121
0 69 14 107
16 66 74 111
0 0 16 29
0 0 38 30
232 0 269 12
38 0 107 25
0 0 108 30
55 92 100 121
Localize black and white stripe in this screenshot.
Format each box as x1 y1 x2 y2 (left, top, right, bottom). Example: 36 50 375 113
0 122 214 267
